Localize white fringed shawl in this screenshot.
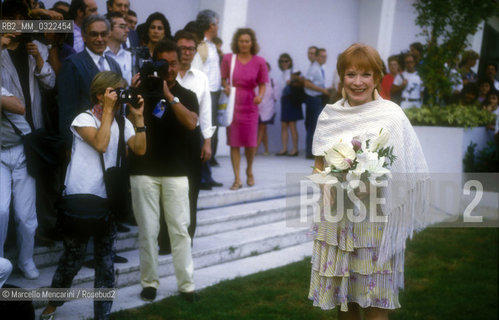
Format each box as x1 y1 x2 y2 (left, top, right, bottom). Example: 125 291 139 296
312 96 431 289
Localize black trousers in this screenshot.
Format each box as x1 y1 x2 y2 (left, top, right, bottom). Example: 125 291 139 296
210 91 221 158
49 221 116 320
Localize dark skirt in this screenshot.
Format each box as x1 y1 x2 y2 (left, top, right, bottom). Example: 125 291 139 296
281 85 304 122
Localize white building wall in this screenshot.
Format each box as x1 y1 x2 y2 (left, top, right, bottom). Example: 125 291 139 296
242 0 360 154
389 0 425 57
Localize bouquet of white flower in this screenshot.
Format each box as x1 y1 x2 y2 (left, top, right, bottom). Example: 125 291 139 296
307 128 396 192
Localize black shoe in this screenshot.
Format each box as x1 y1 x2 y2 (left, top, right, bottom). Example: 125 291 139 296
276 151 288 156
210 158 220 167
199 182 212 190
288 151 299 157
210 180 223 187
140 287 157 302
117 223 130 233
114 255 128 263
180 291 200 302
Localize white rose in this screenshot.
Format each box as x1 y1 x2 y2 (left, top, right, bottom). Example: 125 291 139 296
324 143 356 170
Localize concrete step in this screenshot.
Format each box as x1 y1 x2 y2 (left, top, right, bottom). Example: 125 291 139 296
197 183 288 209
34 241 313 319
7 217 312 293
196 195 302 237
9 195 304 269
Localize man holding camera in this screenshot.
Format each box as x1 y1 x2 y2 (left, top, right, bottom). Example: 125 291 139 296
129 39 199 302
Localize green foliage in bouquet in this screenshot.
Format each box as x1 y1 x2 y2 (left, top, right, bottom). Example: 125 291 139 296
378 146 397 167
463 141 499 172
404 105 496 128
413 0 497 106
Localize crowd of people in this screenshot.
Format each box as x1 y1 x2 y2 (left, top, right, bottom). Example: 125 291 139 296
0 0 498 319
0 0 269 319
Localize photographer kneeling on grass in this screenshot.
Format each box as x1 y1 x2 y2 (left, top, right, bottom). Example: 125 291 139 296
41 71 146 320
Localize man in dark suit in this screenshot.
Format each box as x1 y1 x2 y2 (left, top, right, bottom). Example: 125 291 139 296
58 14 122 145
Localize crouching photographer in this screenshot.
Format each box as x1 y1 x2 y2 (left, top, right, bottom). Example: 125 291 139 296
41 71 145 320
128 39 200 302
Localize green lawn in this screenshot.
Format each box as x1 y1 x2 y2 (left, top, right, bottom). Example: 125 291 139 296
111 228 498 320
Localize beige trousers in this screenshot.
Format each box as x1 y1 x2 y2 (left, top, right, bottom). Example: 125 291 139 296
130 175 194 292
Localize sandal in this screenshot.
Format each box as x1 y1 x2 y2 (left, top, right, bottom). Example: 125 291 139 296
230 182 242 190
247 174 255 187
287 151 299 157
276 151 287 156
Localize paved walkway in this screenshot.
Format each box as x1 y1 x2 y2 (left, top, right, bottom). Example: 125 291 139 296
207 153 313 191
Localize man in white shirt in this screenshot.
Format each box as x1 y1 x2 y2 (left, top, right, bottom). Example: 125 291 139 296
192 9 222 166
304 48 329 159
307 46 318 64
69 0 98 53
105 12 132 85
105 0 139 48
392 53 424 109
0 87 39 280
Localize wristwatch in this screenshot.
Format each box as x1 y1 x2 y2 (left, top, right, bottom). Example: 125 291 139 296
135 126 147 133
170 96 180 105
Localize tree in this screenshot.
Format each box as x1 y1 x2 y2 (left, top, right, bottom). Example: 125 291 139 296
413 0 498 106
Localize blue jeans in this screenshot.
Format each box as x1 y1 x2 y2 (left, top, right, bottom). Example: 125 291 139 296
304 95 324 157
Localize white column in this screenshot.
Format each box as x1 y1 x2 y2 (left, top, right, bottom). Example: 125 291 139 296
219 0 249 53
376 0 397 63
359 0 397 63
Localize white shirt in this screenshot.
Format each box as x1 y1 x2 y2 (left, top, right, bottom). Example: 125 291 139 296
1 87 32 147
65 111 135 198
176 66 216 139
192 37 221 92
394 71 423 100
304 61 326 97
85 47 110 71
105 45 132 85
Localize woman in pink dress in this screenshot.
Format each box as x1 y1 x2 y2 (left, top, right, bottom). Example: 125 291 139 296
221 28 268 190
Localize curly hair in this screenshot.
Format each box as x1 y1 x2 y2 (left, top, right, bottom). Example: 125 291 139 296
230 28 259 55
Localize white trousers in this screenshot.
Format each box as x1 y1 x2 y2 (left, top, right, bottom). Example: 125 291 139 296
0 144 37 267
130 175 194 292
0 257 12 287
